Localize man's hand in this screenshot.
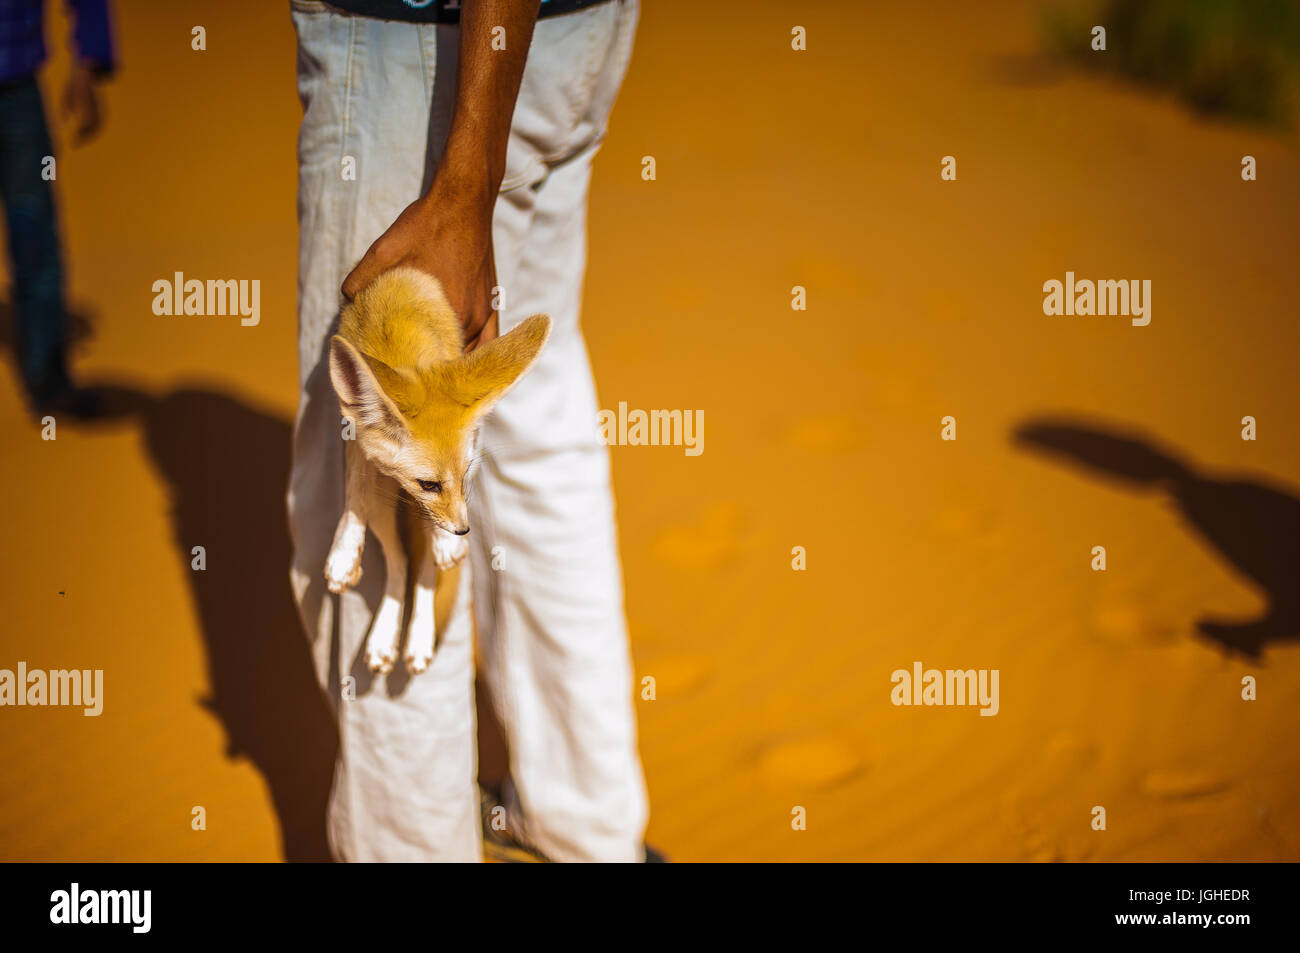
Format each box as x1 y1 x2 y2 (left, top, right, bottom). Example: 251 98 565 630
342 180 500 349
62 62 103 144
339 0 540 352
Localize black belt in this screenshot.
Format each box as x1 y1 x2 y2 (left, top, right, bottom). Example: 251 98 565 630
324 0 613 24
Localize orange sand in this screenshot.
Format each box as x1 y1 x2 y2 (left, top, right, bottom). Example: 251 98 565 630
1 0 1297 861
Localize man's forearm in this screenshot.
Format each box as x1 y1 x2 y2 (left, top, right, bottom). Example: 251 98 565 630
433 0 541 209
339 0 541 339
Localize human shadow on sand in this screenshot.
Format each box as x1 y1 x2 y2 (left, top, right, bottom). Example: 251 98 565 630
1014 416 1300 660
91 382 339 860
3 301 337 858
7 361 510 857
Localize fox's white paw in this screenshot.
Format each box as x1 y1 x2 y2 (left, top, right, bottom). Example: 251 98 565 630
365 598 402 674
325 550 363 593
366 645 395 675
405 643 434 675
432 530 469 570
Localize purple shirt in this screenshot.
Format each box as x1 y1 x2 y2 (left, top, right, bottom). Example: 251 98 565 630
0 0 115 84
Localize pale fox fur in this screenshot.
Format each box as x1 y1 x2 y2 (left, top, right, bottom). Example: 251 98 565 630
325 266 551 674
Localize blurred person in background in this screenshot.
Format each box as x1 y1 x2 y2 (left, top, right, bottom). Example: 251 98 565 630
0 0 113 417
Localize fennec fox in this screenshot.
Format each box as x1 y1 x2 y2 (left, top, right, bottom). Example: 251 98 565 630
325 266 551 674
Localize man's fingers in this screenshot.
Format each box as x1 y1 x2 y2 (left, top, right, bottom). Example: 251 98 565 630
341 253 382 300
463 309 500 352
340 263 366 300
345 231 408 298
74 110 100 144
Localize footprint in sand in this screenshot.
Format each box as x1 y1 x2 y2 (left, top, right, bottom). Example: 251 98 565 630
1001 797 1090 863
1029 838 1097 863
1044 732 1100 772
999 798 1057 860
784 414 865 455
930 499 1005 550
1141 769 1231 800
637 653 713 698
1092 602 1179 646
651 502 749 572
1025 836 1065 863
759 738 865 789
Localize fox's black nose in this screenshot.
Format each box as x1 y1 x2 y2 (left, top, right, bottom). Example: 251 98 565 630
453 527 470 536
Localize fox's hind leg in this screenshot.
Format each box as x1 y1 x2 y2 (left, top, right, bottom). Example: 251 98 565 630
363 477 407 674
405 522 466 675
325 440 370 593
405 528 438 675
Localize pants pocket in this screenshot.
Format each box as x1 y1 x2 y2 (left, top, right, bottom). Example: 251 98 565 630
501 1 629 190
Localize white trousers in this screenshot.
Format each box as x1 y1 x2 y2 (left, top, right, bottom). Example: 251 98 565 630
286 0 647 862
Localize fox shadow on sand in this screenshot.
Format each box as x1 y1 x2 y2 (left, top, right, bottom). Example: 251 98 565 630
85 381 510 858
3 296 509 857
1013 416 1300 660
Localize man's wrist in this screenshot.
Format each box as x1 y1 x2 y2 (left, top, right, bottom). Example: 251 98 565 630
425 162 498 219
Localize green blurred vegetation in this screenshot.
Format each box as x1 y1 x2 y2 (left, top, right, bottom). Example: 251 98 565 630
1045 0 1300 123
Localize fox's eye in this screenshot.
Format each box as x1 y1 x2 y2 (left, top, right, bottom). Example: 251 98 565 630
417 479 442 494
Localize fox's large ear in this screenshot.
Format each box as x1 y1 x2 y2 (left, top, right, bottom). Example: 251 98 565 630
329 335 406 432
446 314 551 414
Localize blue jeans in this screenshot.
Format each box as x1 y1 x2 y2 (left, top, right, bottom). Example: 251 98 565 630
0 75 67 399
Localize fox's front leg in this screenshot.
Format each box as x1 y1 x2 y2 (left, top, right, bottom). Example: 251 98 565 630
431 526 469 570
363 479 406 675
325 440 371 593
